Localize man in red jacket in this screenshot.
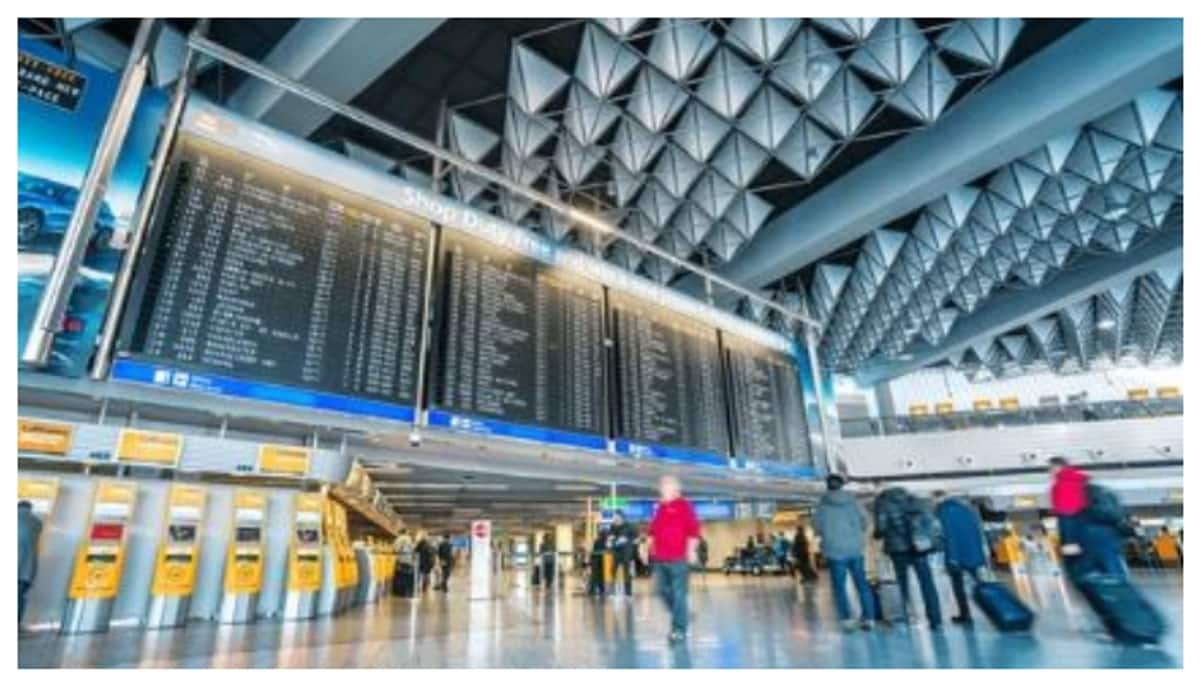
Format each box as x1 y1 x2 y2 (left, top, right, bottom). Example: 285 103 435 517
648 474 701 644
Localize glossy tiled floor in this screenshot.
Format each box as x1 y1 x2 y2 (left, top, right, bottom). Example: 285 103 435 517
18 569 1182 668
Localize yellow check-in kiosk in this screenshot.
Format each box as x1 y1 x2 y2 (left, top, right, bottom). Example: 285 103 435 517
284 493 324 620
219 490 267 624
62 481 138 634
146 484 207 629
318 499 358 615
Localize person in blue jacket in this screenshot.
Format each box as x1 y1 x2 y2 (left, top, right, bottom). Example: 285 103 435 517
933 490 988 625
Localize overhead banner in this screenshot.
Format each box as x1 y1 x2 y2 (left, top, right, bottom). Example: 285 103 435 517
17 417 74 455
17 37 166 377
115 428 183 466
257 444 312 476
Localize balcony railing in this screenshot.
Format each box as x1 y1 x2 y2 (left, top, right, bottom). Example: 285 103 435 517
840 397 1183 438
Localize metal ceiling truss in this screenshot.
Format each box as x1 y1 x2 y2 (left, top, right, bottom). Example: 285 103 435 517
441 17 1022 302
949 266 1182 381
806 85 1182 376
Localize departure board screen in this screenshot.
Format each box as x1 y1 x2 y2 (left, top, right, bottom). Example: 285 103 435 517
118 134 430 410
610 292 729 459
430 229 606 438
723 335 812 465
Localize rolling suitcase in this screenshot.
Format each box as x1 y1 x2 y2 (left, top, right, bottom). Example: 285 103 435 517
532 563 542 586
872 580 906 624
1076 573 1165 645
972 580 1034 631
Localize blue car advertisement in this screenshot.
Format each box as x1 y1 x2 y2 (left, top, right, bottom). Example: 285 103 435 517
17 37 166 376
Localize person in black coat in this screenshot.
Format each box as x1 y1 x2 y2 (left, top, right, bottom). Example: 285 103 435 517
416 537 435 592
609 512 637 595
436 536 454 591
588 528 609 596
792 524 819 582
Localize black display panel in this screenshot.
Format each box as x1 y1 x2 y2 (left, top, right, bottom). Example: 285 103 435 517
430 228 606 437
723 334 812 465
610 292 729 458
119 134 430 408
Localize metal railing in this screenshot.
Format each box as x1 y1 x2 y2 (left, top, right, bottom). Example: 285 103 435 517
840 397 1184 438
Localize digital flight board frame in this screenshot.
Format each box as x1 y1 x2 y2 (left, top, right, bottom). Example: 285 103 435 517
110 99 823 479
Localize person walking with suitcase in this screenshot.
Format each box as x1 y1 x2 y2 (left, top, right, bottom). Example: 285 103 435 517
813 475 875 632
874 487 943 630
933 491 988 625
647 474 702 645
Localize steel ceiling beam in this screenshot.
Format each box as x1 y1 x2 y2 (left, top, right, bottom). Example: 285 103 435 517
226 18 444 138
854 228 1183 386
679 18 1183 298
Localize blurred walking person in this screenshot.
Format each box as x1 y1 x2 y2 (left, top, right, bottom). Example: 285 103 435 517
648 475 702 645
933 491 987 625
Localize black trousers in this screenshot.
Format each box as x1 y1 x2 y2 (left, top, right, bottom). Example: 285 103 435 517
947 566 981 619
613 554 634 595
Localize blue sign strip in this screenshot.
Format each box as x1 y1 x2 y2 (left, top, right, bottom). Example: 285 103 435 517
612 439 730 467
600 499 738 522
426 409 607 451
111 359 416 422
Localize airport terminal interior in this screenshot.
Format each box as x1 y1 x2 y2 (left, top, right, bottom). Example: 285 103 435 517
14 16 1185 669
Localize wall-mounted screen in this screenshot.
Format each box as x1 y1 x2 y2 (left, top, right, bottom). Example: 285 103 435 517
610 291 729 464
723 333 812 467
428 228 606 448
115 134 431 420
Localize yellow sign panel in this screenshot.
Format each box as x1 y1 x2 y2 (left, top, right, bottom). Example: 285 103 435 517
1157 386 1181 399
935 401 955 415
116 429 183 466
1012 495 1040 509
1127 388 1150 401
17 418 74 455
235 490 267 511
908 404 929 417
973 398 993 412
17 477 59 504
258 444 312 476
999 396 1020 411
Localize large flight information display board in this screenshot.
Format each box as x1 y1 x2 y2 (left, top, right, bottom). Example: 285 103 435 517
610 292 729 463
116 134 430 419
724 334 812 466
429 229 606 446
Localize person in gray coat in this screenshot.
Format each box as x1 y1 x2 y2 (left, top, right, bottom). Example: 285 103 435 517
813 475 876 632
18 500 43 623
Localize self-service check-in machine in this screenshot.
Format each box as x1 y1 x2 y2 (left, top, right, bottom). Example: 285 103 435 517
219 490 267 624
317 499 356 615
62 481 138 634
283 493 324 620
146 484 207 629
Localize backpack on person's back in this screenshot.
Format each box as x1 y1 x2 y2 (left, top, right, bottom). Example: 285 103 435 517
906 495 944 554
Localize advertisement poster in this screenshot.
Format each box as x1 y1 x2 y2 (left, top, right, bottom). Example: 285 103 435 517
17 37 166 376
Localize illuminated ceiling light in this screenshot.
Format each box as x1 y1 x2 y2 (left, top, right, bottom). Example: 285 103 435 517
1096 318 1117 330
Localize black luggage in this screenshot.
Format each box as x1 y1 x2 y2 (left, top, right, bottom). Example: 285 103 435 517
872 580 905 623
531 562 542 586
1076 573 1165 645
393 563 415 597
973 580 1034 632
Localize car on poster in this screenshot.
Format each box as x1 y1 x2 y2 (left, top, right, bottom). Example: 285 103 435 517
16 37 166 377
